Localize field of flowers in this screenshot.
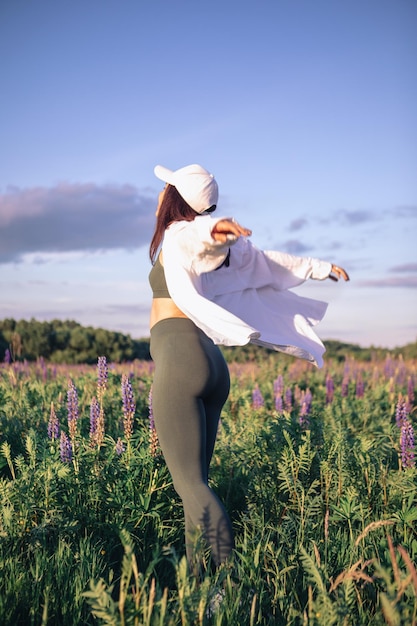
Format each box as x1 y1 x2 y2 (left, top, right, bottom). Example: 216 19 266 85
0 351 416 625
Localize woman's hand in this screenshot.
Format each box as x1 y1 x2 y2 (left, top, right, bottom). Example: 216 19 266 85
211 219 252 243
328 264 350 282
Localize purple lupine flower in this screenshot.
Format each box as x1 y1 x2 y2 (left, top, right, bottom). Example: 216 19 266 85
252 384 264 409
304 389 313 413
115 437 125 456
148 386 154 430
384 356 394 379
121 374 135 441
67 379 79 441
400 419 415 469
60 431 72 463
299 389 312 429
325 374 334 405
48 402 60 440
275 394 283 413
299 402 309 428
94 357 108 447
395 395 409 428
341 374 349 398
97 356 108 400
274 375 284 396
395 362 407 387
89 397 100 442
37 356 48 382
4 348 11 364
95 409 105 448
148 386 159 457
299 408 310 429
355 373 364 398
284 387 293 412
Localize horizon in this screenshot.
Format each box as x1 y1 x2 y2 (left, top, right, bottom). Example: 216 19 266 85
1 316 415 352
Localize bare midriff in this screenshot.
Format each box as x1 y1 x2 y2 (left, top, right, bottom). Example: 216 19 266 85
150 298 188 329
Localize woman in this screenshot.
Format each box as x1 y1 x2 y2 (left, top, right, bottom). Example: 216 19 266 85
149 163 349 572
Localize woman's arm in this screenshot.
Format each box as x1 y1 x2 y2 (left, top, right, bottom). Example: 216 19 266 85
164 215 241 273
211 218 252 242
212 220 349 282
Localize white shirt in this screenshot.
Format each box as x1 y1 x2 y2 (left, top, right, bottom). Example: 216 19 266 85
162 214 332 367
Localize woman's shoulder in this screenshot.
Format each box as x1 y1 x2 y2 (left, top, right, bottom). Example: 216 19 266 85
165 214 217 240
168 214 212 228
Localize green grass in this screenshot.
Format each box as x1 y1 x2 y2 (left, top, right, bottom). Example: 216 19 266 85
0 354 416 625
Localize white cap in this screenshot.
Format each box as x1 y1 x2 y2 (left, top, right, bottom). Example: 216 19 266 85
154 163 219 214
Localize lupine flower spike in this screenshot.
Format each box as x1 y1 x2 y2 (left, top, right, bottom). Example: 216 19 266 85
400 419 415 469
300 389 313 428
274 375 284 396
48 401 60 440
356 373 364 398
284 387 293 412
275 394 283 413
121 374 135 441
115 437 125 456
384 356 394 379
395 394 415 469
325 374 334 405
299 388 312 429
299 403 310 429
341 373 349 398
252 384 264 409
60 431 72 463
89 397 100 444
395 395 409 428
97 356 108 402
95 356 108 447
67 379 79 442
274 374 284 413
148 386 159 457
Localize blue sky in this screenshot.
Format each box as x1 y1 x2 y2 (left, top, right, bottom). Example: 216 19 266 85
1 0 416 349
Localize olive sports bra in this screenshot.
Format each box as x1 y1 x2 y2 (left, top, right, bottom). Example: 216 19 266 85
149 254 171 298
149 248 231 299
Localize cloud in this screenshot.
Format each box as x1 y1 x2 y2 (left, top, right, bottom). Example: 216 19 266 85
288 218 308 232
0 183 156 263
334 205 417 226
339 209 377 225
317 208 379 228
389 263 417 273
395 206 417 219
364 262 417 288
357 276 417 288
322 240 343 251
282 239 313 254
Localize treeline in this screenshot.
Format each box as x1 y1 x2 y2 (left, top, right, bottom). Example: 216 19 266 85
222 339 417 363
0 318 150 364
1 318 416 364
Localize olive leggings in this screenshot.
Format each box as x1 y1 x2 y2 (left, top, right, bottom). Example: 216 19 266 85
150 318 234 568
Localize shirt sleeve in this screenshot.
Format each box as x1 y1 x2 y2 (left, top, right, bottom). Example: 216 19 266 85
164 215 236 273
263 249 332 283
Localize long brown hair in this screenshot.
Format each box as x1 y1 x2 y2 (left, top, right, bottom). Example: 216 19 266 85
149 184 198 263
